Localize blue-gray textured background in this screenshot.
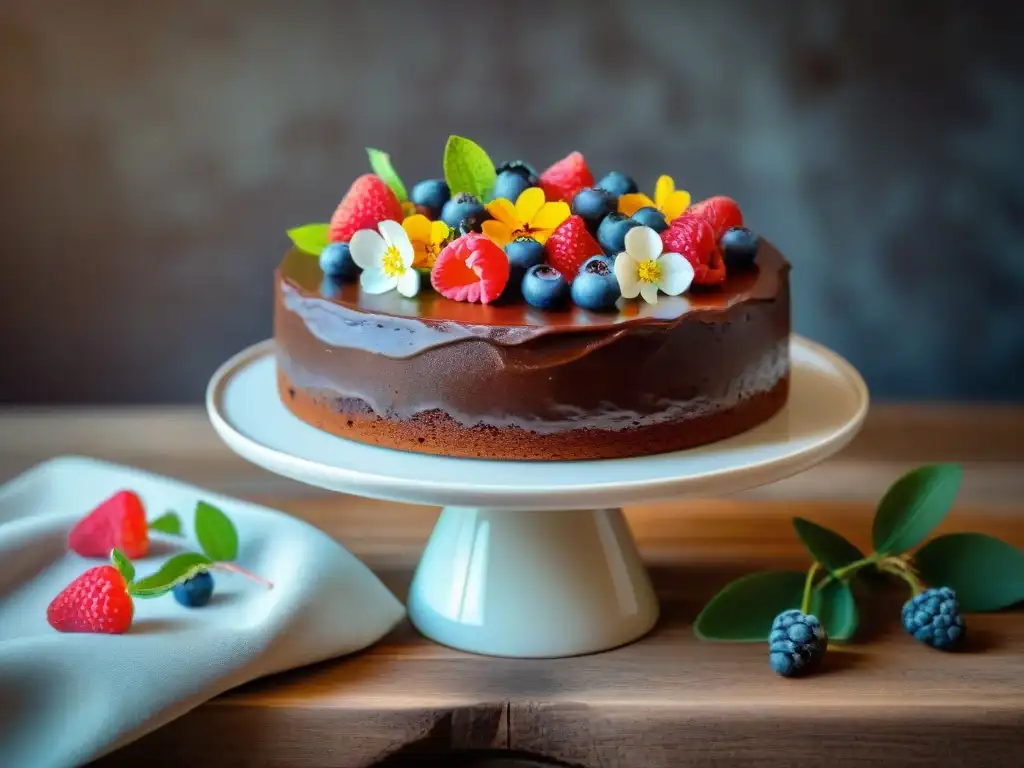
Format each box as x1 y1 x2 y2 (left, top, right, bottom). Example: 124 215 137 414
1 0 1022 403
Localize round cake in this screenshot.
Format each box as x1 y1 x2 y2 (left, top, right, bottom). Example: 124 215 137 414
275 137 791 461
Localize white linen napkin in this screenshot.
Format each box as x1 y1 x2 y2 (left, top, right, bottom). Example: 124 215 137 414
0 456 405 768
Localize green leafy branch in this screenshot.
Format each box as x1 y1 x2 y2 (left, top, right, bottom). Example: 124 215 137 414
695 463 1024 642
114 500 273 600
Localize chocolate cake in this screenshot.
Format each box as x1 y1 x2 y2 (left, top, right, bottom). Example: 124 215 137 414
274 136 791 460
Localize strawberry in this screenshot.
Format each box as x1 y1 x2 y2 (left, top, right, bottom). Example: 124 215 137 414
661 215 726 285
431 233 510 304
539 151 594 203
684 196 743 240
68 490 149 559
544 215 603 282
328 174 404 243
47 565 134 634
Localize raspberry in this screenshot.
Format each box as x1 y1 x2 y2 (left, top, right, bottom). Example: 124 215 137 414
902 587 966 650
68 490 149 559
328 174 404 243
661 215 726 285
539 151 594 203
685 195 744 240
544 215 603 282
47 565 134 634
769 609 828 677
431 233 510 304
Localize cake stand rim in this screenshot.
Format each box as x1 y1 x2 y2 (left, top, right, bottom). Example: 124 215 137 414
205 334 869 509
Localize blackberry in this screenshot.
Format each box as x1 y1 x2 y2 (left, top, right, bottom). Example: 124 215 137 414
769 609 828 677
902 587 965 650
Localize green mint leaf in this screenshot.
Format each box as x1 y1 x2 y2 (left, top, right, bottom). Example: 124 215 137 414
872 464 963 555
366 147 408 202
195 501 239 562
443 135 497 200
694 571 805 641
148 511 183 536
810 579 858 641
129 552 213 598
110 548 135 583
915 533 1024 612
286 223 330 256
792 517 865 574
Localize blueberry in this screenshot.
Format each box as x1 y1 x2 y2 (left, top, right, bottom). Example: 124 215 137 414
502 237 547 300
597 213 641 256
410 178 450 219
571 255 620 312
595 171 638 199
492 170 533 203
495 160 539 187
521 264 570 310
571 187 617 235
768 609 828 677
173 571 214 608
631 206 667 233
319 242 360 281
720 226 759 270
440 193 489 233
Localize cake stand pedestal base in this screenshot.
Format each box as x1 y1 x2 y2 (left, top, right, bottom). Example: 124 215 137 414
408 506 657 657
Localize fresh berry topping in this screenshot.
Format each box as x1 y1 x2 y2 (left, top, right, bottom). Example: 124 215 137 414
319 242 360 281
571 187 616 235
544 215 604 282
495 160 540 186
571 255 620 312
502 237 547 300
631 206 668 233
47 565 134 634
719 226 759 270
506 237 547 271
174 571 215 608
68 490 149 560
769 609 828 677
686 195 743 240
328 174 404 244
431 233 510 304
440 193 489 233
521 264 570 310
596 212 641 257
594 170 638 199
539 151 594 203
409 178 450 220
492 170 533 203
661 215 726 285
902 587 965 650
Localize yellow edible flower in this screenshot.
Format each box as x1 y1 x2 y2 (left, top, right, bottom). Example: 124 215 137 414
618 175 691 222
402 214 451 270
482 187 570 248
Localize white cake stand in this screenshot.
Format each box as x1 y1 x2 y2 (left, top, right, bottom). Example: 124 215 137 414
206 336 868 658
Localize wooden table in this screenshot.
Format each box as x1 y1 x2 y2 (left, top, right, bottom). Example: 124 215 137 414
2 405 1023 767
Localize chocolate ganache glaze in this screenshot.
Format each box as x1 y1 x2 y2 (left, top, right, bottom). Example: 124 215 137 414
274 241 791 460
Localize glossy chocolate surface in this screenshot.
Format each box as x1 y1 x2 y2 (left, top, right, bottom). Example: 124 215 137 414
274 242 791 435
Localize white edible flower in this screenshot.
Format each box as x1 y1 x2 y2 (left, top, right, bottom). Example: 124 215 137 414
613 225 694 305
349 219 420 298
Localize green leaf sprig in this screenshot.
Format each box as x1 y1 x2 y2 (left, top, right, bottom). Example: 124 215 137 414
443 135 497 201
695 463 1024 643
118 500 273 600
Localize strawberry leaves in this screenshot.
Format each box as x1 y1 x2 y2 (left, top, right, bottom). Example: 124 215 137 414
128 552 214 599
148 511 183 536
195 501 239 562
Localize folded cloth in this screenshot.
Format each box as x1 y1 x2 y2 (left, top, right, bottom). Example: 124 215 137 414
0 456 405 768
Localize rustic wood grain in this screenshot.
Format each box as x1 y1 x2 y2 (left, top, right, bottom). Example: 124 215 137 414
0 407 1021 767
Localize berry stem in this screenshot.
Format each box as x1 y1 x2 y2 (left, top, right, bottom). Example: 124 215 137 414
210 562 274 590
801 562 820 615
830 553 879 582
877 556 924 596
